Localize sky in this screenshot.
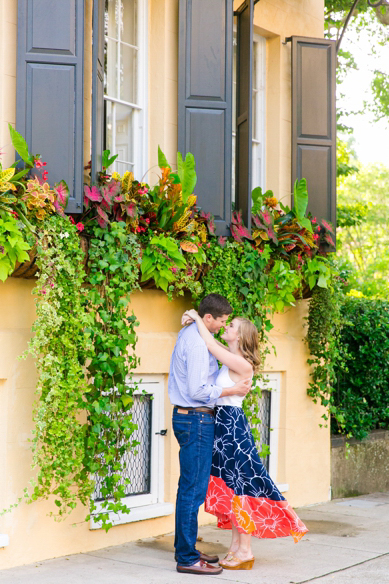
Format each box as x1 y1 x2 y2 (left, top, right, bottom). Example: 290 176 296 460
337 19 389 167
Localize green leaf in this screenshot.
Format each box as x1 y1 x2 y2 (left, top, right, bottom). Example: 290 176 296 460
317 274 328 288
298 217 313 233
8 123 33 166
180 152 197 203
0 262 10 282
177 152 184 182
102 150 118 169
121 396 133 407
293 178 308 220
12 168 30 181
158 146 171 170
251 186 263 207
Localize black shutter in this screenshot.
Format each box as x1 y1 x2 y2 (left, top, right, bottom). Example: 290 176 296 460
91 0 105 184
291 36 336 233
235 0 253 230
16 0 84 213
178 0 233 236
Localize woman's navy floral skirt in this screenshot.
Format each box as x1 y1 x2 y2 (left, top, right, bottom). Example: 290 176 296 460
205 406 308 542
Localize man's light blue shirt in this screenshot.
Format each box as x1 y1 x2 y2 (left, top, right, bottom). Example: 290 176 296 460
168 322 223 407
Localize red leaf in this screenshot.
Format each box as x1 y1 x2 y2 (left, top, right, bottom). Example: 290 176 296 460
101 198 111 211
53 200 66 217
97 216 108 228
84 185 102 202
102 180 121 203
125 202 137 218
97 206 109 222
54 180 69 208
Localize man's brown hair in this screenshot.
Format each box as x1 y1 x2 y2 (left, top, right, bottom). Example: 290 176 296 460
198 294 233 319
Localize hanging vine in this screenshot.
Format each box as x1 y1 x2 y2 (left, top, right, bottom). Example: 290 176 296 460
305 278 347 431
24 215 94 516
82 222 142 530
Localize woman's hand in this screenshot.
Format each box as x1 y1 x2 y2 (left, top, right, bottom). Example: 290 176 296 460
181 309 199 327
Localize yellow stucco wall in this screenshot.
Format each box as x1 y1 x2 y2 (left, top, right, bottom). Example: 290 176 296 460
0 0 329 569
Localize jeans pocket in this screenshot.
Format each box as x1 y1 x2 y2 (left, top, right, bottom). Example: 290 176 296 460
173 419 191 446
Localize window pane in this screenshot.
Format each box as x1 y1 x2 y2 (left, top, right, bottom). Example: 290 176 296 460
93 394 152 501
121 0 137 46
253 42 258 90
120 43 137 103
252 90 257 139
117 161 134 175
105 38 118 98
106 100 114 154
105 0 119 40
115 103 134 165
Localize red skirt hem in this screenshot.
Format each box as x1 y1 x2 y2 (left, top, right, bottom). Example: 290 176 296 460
205 475 308 543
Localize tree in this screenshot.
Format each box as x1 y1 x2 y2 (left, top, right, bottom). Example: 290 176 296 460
336 162 389 298
325 1 389 128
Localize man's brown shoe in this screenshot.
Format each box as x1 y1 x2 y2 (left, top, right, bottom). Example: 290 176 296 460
174 552 219 564
199 552 219 564
177 560 223 575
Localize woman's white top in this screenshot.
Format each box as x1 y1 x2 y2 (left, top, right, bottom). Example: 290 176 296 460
215 365 244 407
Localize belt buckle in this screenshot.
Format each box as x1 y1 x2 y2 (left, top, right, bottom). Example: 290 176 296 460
176 408 189 415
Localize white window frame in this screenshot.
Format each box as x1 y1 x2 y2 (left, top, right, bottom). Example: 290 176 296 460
232 32 266 197
252 33 266 191
104 0 148 178
90 375 173 529
256 372 289 493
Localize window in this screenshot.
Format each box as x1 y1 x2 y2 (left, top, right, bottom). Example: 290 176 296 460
90 375 173 528
254 373 289 493
232 32 266 201
104 0 148 177
251 35 266 191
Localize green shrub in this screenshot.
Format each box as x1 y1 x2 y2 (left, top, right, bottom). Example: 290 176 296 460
333 298 389 440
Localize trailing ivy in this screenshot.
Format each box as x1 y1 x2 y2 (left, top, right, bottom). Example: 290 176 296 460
199 240 306 454
0 212 31 281
82 222 142 530
305 278 347 431
24 215 94 516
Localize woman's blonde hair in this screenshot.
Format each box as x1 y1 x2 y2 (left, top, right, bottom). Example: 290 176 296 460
236 318 261 374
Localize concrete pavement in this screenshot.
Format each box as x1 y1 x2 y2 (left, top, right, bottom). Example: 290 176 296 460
1 492 389 584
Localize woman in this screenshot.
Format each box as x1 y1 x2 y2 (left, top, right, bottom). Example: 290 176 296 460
182 309 308 570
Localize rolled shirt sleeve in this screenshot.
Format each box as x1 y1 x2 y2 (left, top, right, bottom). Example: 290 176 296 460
186 341 223 404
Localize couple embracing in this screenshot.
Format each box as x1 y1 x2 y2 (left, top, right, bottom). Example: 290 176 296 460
168 293 308 575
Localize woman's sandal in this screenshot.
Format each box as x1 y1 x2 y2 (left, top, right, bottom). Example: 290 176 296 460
220 551 235 564
219 555 255 570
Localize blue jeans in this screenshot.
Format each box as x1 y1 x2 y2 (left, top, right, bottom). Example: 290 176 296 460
173 409 215 566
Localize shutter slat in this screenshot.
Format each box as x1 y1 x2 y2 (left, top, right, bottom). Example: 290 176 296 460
178 0 233 236
235 0 253 230
291 36 336 237
17 0 84 213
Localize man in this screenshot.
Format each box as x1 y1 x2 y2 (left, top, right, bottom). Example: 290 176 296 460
168 293 252 575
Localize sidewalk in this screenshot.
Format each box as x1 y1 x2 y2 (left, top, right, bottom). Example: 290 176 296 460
1 492 389 584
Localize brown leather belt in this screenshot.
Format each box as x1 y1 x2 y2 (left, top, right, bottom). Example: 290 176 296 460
173 406 215 417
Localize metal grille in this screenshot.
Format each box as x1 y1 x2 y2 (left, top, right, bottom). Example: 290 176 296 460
252 389 271 471
94 394 152 501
